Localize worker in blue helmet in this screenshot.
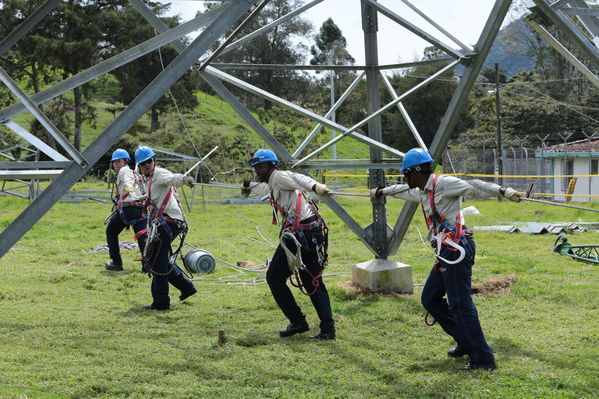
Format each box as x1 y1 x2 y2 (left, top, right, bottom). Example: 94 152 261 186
371 147 521 371
104 148 147 271
135 145 197 310
241 149 336 339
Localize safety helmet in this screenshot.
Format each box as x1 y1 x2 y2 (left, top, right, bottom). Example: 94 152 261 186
135 145 156 164
110 148 130 161
401 148 434 175
249 149 280 167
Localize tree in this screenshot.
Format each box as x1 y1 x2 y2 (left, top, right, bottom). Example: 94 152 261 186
207 0 314 108
109 3 198 132
309 18 355 68
34 0 131 150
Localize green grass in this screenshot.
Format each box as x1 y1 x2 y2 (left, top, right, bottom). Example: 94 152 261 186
0 190 598 398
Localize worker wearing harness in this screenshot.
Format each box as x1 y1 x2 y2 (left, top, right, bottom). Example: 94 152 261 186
105 149 146 271
242 149 336 340
135 146 197 311
371 148 521 371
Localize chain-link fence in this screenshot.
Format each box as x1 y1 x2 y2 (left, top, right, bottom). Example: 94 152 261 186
443 135 599 202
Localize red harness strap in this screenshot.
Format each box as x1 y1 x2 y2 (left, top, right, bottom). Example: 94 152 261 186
145 168 173 219
423 174 463 241
270 190 303 231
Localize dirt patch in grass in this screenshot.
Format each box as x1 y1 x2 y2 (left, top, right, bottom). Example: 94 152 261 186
472 273 517 295
236 260 264 269
337 281 416 296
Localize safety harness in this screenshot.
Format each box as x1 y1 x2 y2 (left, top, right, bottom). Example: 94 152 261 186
106 171 145 227
422 174 469 266
137 168 189 277
270 190 329 296
423 174 473 327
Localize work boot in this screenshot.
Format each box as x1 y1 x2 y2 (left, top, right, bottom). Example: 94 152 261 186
310 331 336 340
179 286 197 301
279 320 309 337
448 346 467 358
457 362 496 371
105 262 123 271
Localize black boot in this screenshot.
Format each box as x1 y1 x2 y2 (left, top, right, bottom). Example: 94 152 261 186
279 319 309 337
448 346 467 358
179 286 197 301
310 331 336 340
105 261 123 271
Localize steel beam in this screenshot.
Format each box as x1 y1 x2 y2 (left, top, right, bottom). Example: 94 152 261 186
0 170 63 180
0 161 69 169
0 67 86 166
363 0 464 59
217 0 325 59
380 71 428 151
0 0 61 58
3 120 68 161
293 60 459 167
294 72 365 157
361 0 388 258
399 0 473 52
205 66 405 159
388 0 513 256
527 18 599 88
302 160 404 170
0 8 223 122
0 0 258 259
199 70 377 254
531 0 599 69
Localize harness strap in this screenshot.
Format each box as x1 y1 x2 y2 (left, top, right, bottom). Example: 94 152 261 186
145 168 173 219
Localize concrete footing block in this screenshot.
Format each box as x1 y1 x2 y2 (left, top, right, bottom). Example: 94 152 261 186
352 259 413 293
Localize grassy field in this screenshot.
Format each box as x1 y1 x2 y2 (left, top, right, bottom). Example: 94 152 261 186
0 189 597 398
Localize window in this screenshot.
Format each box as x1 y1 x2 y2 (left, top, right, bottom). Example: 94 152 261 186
592 159 598 175
561 159 574 191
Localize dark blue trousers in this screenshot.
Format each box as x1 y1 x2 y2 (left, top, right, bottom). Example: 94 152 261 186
421 236 495 366
266 227 335 333
146 220 195 309
105 205 146 266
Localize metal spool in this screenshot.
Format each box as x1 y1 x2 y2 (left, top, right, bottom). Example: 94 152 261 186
183 250 216 273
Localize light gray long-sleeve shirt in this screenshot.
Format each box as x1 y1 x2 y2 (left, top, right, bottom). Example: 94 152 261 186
249 169 318 222
115 165 145 203
141 166 187 222
383 174 502 239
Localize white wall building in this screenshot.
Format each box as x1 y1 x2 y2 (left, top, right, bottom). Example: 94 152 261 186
535 138 599 203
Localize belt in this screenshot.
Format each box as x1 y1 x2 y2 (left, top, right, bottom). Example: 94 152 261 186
299 215 320 231
122 202 145 207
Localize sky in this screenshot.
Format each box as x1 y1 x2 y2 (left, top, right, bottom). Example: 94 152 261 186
157 0 523 65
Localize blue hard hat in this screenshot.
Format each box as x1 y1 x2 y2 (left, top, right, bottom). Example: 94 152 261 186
249 149 280 167
111 148 130 161
135 145 156 164
401 148 434 174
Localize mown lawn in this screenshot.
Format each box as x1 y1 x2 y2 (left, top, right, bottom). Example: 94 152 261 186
0 190 597 398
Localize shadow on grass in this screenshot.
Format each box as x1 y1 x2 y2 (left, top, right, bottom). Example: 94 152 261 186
494 335 598 373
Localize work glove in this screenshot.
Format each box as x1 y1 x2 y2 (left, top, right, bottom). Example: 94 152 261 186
124 183 134 194
183 175 195 188
502 187 521 202
313 183 332 196
241 180 252 198
370 186 384 201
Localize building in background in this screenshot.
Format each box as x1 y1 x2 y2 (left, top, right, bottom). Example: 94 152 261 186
535 138 599 203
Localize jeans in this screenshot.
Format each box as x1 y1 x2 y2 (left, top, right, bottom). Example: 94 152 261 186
146 219 195 309
421 236 495 366
266 227 335 333
105 205 146 265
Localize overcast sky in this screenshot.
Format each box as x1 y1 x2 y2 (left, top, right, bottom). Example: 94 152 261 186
158 0 522 65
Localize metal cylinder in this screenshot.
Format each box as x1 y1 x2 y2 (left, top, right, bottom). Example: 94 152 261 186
183 249 216 273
